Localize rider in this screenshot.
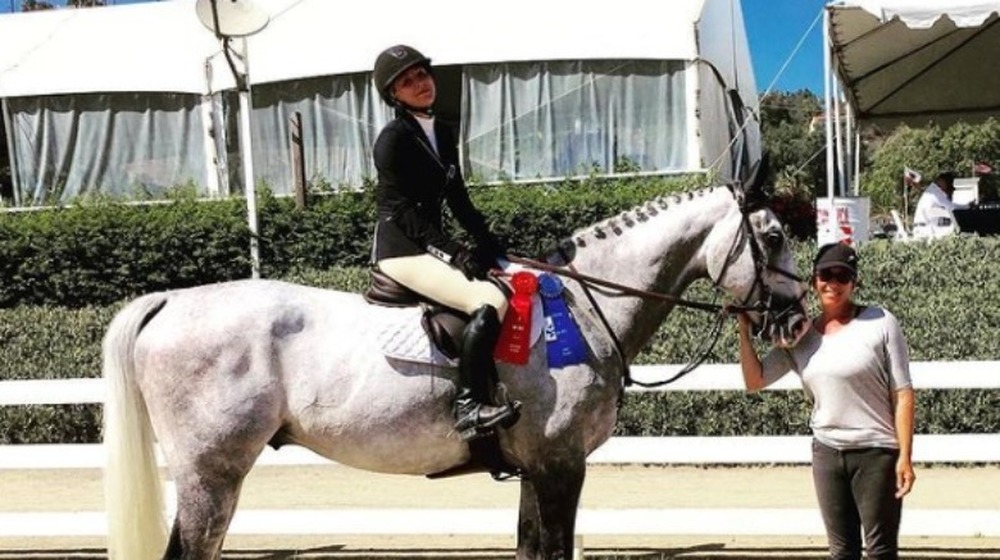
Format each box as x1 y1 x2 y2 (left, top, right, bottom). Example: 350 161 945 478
370 44 521 440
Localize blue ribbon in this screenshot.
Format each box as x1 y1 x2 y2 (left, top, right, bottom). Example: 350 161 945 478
538 273 588 368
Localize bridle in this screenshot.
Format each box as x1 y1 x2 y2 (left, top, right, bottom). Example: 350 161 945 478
720 187 806 340
509 185 805 389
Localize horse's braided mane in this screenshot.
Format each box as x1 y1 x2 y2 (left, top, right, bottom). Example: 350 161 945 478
575 185 724 245
542 185 726 264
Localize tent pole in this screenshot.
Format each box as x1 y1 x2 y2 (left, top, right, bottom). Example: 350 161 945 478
833 75 846 198
237 37 261 279
844 91 854 196
1 98 20 207
854 130 861 197
823 8 835 203
239 89 260 278
200 95 221 197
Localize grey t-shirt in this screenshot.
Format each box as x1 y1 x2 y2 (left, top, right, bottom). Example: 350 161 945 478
761 305 912 450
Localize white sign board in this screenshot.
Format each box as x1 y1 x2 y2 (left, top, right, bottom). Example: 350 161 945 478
816 197 871 247
953 177 979 206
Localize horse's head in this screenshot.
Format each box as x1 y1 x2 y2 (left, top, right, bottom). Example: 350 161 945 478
705 160 810 348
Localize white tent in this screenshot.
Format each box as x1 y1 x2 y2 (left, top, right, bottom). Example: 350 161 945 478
1 0 761 206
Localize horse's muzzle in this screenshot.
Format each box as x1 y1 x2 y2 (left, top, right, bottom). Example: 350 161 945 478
770 311 811 349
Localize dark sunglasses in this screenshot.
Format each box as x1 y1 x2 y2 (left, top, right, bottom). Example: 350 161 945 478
816 268 855 284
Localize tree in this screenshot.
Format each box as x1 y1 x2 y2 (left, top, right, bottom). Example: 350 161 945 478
860 118 1000 215
758 90 826 238
21 0 55 10
21 0 106 9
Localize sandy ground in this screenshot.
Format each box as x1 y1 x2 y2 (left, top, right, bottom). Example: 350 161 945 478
0 464 998 558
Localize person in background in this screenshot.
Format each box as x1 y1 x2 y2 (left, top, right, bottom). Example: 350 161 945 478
734 243 915 560
912 170 968 239
370 44 520 441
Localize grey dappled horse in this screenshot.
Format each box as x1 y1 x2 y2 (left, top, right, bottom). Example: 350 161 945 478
103 181 809 560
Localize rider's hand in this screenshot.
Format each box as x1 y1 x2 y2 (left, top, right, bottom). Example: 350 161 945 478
473 244 503 273
453 247 488 280
476 234 507 265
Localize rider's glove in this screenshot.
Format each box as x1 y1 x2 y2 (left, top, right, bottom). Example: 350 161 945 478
474 233 507 271
428 241 487 281
453 247 488 280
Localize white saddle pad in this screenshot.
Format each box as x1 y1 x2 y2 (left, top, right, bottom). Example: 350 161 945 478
377 294 546 367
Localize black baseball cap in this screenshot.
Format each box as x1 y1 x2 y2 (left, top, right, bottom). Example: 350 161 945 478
813 243 858 275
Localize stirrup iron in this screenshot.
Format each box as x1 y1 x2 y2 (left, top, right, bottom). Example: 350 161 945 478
455 400 521 442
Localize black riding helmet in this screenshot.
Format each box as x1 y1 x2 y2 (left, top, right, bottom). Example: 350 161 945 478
373 45 431 106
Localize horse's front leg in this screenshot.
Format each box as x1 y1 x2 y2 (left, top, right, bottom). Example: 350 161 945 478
516 457 586 560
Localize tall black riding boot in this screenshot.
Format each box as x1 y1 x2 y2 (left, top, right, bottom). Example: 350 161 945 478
454 305 521 441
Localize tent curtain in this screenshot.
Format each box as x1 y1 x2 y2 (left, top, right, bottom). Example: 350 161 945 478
462 60 689 181
2 61 694 204
7 92 211 205
248 73 391 192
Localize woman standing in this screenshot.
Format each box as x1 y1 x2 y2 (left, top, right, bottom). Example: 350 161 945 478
370 44 519 441
736 243 915 560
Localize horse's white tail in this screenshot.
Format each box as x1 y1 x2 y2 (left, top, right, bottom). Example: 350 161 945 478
103 293 170 560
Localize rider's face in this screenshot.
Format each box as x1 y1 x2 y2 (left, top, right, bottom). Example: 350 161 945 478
392 65 436 111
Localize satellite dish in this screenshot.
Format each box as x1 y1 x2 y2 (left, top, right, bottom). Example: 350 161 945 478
196 0 269 38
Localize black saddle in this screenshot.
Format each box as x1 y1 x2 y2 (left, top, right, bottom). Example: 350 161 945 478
363 267 471 360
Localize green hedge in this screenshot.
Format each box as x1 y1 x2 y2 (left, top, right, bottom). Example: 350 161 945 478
2 237 999 444
1 181 998 445
0 176 700 308
0 199 251 307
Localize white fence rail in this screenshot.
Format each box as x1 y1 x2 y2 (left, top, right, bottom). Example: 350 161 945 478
4 360 998 406
1 361 998 540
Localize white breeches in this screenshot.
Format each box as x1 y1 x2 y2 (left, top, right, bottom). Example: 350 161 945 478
378 254 508 319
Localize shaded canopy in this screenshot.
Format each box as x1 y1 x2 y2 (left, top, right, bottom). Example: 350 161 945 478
828 0 1000 126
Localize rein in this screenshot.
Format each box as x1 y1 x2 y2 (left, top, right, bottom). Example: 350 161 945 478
506 190 805 389
508 254 736 389
506 255 767 315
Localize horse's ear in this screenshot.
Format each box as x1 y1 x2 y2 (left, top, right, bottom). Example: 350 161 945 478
743 152 771 208
746 152 770 192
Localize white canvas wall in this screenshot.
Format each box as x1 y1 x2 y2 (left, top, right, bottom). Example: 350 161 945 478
0 0 760 205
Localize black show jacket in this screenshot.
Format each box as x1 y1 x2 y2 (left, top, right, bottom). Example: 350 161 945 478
371 112 495 262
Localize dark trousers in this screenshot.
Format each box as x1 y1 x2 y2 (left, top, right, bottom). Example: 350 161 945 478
812 439 903 560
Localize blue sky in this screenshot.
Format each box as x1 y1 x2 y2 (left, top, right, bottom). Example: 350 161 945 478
4 0 830 96
743 0 829 95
